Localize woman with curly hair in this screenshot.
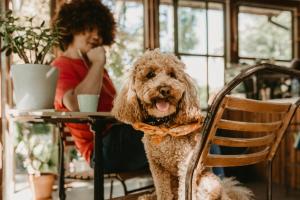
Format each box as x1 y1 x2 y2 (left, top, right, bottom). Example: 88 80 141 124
51 0 148 172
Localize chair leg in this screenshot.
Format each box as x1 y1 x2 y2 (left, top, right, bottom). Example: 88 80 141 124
267 160 272 200
119 178 129 195
58 124 66 200
109 179 114 199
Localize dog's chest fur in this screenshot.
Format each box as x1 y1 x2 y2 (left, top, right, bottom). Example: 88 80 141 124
142 132 198 176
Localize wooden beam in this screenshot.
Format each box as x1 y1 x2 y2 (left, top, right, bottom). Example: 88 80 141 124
0 0 10 199
144 0 160 50
229 0 239 63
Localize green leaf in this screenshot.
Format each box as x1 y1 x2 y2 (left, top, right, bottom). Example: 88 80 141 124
5 10 12 17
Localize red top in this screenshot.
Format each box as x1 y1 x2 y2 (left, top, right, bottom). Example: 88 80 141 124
52 56 116 163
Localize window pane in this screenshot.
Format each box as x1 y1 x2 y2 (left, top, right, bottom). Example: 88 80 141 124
238 6 292 60
181 56 208 108
159 3 174 52
11 0 50 21
103 0 144 90
159 0 225 56
178 2 206 54
208 57 224 93
208 3 224 56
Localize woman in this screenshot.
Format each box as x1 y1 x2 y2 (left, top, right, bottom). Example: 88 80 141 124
51 0 148 173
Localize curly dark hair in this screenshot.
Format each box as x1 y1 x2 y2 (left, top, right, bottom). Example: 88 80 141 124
52 0 116 50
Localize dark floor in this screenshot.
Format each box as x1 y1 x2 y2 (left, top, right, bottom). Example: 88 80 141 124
13 173 300 199
246 181 300 200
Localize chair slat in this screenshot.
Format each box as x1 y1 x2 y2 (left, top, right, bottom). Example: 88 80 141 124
217 119 282 132
213 134 275 147
205 148 269 167
225 96 291 113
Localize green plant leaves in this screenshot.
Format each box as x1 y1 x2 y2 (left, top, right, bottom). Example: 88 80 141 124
14 122 58 175
0 10 62 64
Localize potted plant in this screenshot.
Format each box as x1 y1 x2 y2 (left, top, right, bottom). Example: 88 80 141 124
15 122 58 200
0 10 61 110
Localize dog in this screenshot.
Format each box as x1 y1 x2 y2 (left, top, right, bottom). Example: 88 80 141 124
112 49 253 200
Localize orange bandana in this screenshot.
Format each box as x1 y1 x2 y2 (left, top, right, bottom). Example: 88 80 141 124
133 118 204 144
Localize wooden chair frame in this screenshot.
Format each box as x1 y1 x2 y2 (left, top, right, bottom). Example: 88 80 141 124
185 63 300 200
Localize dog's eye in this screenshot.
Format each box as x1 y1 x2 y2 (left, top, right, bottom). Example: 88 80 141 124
169 72 176 78
146 71 155 79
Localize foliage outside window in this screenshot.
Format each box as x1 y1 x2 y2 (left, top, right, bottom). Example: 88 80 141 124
14 123 58 175
238 6 293 64
159 0 225 108
103 0 144 90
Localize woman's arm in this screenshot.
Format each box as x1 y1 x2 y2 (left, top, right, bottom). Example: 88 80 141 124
63 47 106 111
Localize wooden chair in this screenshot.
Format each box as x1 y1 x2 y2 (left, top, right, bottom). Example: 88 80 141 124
57 125 153 200
185 64 300 200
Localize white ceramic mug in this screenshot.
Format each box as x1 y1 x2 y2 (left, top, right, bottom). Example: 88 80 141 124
77 94 99 112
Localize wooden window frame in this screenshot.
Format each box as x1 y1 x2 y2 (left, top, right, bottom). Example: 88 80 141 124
229 0 300 64
159 0 227 104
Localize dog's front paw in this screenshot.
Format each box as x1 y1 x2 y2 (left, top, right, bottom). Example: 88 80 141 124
138 191 156 200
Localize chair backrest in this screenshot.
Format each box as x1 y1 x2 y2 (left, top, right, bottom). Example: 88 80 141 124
200 95 297 167
185 63 300 200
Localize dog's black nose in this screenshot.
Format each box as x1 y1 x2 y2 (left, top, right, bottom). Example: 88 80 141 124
160 87 170 96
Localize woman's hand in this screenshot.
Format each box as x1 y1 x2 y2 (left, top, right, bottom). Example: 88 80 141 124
87 46 106 67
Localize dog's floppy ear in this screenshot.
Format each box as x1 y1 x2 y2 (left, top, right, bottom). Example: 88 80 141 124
112 75 142 124
176 73 202 123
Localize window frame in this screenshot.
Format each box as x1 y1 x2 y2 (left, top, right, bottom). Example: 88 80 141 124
160 0 227 104
229 0 300 64
236 3 296 63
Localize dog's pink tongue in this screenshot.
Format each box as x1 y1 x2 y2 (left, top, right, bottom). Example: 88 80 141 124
156 100 170 112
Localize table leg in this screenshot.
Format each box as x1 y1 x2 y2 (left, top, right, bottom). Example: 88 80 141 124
58 123 66 200
90 119 105 200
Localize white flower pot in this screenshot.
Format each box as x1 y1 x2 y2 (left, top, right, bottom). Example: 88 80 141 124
11 64 58 110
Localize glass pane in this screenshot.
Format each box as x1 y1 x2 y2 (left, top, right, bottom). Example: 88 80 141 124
181 56 208 108
159 1 224 56
11 0 50 22
178 2 206 54
208 57 224 94
104 0 144 90
238 6 292 60
208 3 224 56
159 3 174 52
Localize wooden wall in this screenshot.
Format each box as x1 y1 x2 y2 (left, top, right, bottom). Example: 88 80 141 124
274 109 300 189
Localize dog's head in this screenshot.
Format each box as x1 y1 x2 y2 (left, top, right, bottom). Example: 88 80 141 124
112 49 201 126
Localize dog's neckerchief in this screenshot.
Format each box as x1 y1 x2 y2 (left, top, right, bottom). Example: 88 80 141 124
143 115 175 126
133 117 204 144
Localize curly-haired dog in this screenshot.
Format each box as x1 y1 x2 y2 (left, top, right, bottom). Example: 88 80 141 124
112 49 253 200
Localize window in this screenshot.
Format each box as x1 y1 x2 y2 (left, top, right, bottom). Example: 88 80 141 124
159 0 225 108
238 6 293 65
103 0 144 90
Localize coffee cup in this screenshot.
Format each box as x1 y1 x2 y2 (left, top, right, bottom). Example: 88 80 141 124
77 94 99 112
